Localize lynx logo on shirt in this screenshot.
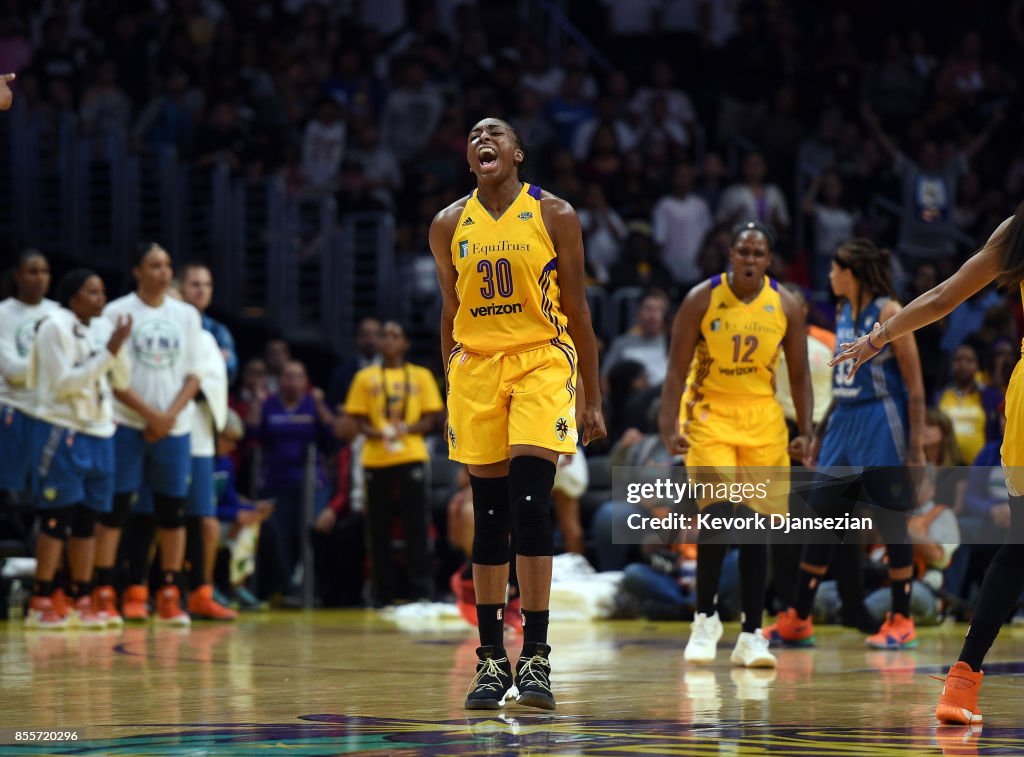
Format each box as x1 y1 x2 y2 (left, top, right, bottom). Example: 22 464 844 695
15 319 38 357
133 319 182 369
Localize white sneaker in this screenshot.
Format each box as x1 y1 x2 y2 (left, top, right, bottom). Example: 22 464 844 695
730 630 777 668
684 612 723 664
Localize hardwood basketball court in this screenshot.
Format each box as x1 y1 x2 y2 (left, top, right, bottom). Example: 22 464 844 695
2 612 1021 754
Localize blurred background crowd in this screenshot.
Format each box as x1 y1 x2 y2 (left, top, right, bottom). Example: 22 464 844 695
3 0 1024 626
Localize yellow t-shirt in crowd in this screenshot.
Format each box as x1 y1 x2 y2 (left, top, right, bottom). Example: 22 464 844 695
344 363 444 468
938 385 986 464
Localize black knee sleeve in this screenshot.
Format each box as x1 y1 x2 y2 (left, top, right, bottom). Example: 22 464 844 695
470 475 511 565
153 493 186 529
70 505 97 538
99 491 134 528
509 456 557 557
38 506 75 541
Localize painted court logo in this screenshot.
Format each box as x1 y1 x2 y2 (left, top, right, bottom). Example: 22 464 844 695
555 417 569 442
132 319 182 369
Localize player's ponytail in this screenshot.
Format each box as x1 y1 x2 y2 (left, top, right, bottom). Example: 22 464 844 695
992 200 1024 287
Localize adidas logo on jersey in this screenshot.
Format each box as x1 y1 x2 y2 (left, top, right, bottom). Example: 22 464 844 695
462 217 475 227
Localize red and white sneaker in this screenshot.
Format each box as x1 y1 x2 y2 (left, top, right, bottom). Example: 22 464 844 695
68 595 107 630
122 584 150 622
155 585 191 628
93 585 124 628
935 661 983 725
51 588 71 619
24 596 69 630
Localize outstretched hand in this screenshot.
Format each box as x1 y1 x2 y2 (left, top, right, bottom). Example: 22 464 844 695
0 73 14 111
829 321 884 379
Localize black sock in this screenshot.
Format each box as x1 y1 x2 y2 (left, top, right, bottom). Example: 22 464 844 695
185 516 205 589
33 580 55 597
793 569 822 620
94 566 115 587
891 578 912 617
69 580 93 599
739 542 767 633
477 603 505 649
696 541 728 616
522 609 549 646
162 570 182 589
125 514 156 585
959 543 1024 671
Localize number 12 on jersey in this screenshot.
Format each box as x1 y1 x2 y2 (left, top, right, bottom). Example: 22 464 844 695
478 258 514 299
731 334 758 363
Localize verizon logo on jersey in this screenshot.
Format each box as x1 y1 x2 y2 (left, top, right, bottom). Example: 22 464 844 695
469 302 524 317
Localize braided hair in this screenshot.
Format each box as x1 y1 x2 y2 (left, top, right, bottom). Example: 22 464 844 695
833 238 897 318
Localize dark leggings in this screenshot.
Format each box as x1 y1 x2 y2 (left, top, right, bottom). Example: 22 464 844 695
958 495 1024 670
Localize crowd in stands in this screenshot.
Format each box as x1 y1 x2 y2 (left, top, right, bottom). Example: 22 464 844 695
3 0 1024 624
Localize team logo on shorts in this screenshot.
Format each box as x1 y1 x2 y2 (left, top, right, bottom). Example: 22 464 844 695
447 425 457 449
518 211 533 221
555 417 569 442
132 319 182 369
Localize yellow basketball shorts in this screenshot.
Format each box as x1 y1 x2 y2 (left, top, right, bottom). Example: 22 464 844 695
682 394 790 514
446 341 578 465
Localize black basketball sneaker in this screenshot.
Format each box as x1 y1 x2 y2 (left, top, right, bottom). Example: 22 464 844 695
465 645 515 710
514 642 555 710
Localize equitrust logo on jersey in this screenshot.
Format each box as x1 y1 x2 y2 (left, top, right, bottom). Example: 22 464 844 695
469 302 524 318
459 240 469 258
133 319 182 369
467 241 531 256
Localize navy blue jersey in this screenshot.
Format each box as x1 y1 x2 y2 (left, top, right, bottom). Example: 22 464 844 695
832 298 907 404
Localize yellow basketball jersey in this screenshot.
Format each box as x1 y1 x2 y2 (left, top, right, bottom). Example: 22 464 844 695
450 183 570 354
684 273 788 402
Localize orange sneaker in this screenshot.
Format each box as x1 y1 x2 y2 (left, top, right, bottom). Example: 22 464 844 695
69 595 107 630
188 585 238 621
122 584 150 622
93 585 124 628
450 569 478 626
24 596 68 630
866 612 918 649
155 585 191 627
51 588 71 619
935 661 983 725
762 608 815 647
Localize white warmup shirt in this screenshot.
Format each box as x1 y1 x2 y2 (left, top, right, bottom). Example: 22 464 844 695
0 297 59 414
104 293 201 436
190 330 228 458
28 308 131 437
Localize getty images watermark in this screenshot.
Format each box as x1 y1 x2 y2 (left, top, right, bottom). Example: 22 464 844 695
607 465 1021 546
